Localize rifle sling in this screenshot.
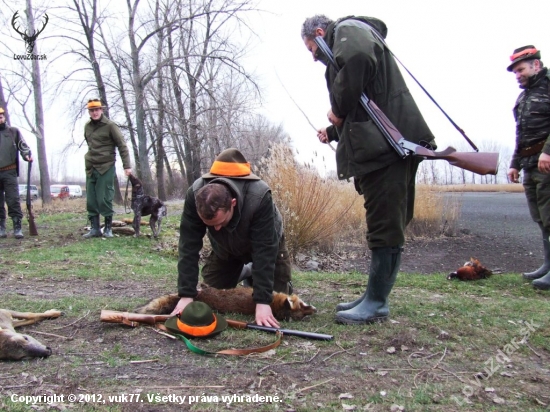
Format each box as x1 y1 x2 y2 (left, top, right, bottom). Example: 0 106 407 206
155 323 282 356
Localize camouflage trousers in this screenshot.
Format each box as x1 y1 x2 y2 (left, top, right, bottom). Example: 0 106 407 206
201 234 292 294
0 169 23 220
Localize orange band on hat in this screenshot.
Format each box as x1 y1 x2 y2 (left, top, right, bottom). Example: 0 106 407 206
210 160 251 177
176 315 218 336
510 48 538 61
87 101 103 109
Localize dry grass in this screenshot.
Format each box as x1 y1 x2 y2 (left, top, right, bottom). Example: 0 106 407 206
258 144 364 257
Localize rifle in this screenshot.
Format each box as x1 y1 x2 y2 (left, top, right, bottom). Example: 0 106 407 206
26 152 38 236
100 310 333 341
313 37 499 176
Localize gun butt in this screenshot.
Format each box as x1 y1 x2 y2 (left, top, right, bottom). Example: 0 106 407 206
28 216 38 236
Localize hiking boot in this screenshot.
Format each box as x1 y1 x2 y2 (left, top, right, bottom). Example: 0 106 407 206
532 272 550 290
0 219 6 238
523 230 550 280
103 216 114 238
83 216 102 238
335 246 402 324
13 217 24 239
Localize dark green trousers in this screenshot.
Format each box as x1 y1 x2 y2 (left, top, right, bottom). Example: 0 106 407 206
201 234 292 293
523 167 550 232
0 169 23 220
86 166 115 219
354 156 420 249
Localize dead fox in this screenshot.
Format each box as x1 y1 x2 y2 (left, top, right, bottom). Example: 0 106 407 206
0 309 62 361
135 283 316 321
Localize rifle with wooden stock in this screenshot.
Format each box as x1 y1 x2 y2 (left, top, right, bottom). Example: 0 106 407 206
100 310 333 341
313 37 499 176
26 152 38 236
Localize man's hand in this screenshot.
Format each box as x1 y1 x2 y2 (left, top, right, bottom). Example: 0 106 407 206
507 168 520 183
255 303 280 328
317 128 329 144
171 297 193 316
539 153 550 174
327 109 343 128
124 168 132 177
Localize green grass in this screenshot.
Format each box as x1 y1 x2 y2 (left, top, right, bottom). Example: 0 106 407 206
1 208 549 411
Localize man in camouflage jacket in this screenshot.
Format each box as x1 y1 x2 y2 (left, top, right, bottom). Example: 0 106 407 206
507 45 550 289
0 107 32 239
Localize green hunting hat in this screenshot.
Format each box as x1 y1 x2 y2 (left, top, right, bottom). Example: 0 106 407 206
164 301 227 338
202 148 260 180
507 45 541 71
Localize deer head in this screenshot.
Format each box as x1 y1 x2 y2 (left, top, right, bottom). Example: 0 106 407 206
12 11 49 54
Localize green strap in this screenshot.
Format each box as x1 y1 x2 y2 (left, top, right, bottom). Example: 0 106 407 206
171 331 283 356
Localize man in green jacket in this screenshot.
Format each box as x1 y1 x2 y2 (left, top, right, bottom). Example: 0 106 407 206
302 15 436 324
172 148 292 328
0 107 32 239
82 99 132 238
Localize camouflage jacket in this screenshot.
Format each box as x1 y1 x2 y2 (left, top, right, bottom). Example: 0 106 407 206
510 68 550 171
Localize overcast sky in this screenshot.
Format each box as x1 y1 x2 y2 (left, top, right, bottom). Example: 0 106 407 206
244 0 550 174
3 0 550 180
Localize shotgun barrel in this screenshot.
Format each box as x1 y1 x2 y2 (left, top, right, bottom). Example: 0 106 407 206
227 319 333 341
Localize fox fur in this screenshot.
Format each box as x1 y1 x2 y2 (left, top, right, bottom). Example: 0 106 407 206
447 258 493 281
135 283 316 321
0 309 62 361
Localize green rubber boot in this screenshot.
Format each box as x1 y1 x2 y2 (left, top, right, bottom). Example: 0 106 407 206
83 216 102 238
335 246 401 324
523 230 550 280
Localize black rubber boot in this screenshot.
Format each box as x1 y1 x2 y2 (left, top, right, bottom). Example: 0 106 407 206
13 217 24 239
103 216 114 238
532 271 550 290
523 230 550 280
335 246 401 324
83 216 102 238
0 219 6 238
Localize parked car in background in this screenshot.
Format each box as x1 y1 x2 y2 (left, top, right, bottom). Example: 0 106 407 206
50 185 70 200
68 185 83 198
19 184 39 200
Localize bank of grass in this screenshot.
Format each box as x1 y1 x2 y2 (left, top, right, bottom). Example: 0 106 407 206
2 223 549 411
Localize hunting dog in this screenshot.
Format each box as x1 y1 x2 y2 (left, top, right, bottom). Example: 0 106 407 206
135 283 317 321
0 309 62 361
128 173 167 238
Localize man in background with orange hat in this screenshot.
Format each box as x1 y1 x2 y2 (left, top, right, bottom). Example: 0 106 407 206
507 46 550 289
82 98 131 239
0 106 32 239
172 148 292 328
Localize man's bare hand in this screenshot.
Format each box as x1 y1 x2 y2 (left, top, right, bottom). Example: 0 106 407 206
507 168 520 183
327 109 343 128
317 128 329 144
171 297 193 316
539 153 550 174
255 303 280 328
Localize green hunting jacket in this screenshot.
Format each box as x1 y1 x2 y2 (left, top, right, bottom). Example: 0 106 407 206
322 16 436 179
177 177 283 305
84 114 131 176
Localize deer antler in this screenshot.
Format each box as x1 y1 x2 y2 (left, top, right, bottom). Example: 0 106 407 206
33 14 49 38
11 11 26 37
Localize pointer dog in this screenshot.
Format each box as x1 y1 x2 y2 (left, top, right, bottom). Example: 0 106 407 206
128 173 167 238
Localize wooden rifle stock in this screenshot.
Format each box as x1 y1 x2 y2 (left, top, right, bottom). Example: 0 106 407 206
226 319 333 341
26 154 38 236
100 310 171 327
314 37 499 176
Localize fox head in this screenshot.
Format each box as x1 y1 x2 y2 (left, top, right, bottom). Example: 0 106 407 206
272 293 317 320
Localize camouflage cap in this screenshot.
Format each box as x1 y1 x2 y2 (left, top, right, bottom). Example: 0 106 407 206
507 45 541 72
